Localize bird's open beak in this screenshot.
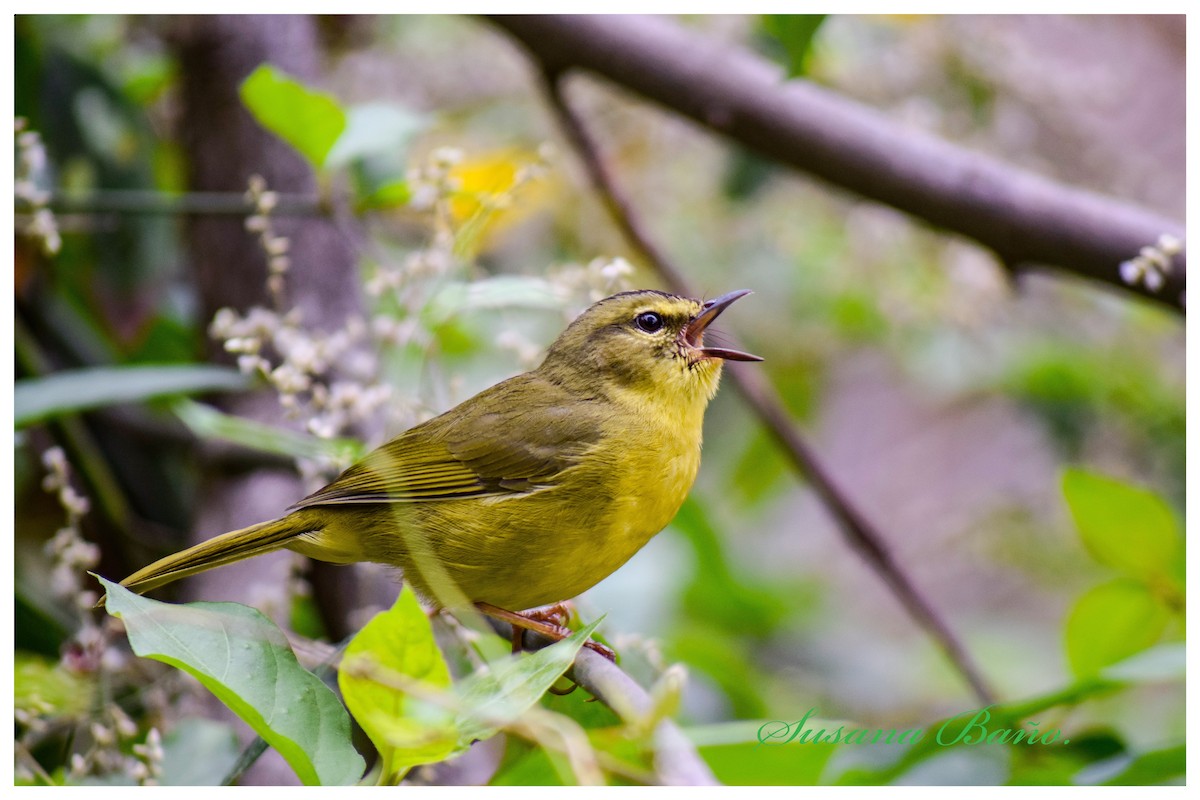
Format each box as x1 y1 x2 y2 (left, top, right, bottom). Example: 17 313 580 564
684 290 764 362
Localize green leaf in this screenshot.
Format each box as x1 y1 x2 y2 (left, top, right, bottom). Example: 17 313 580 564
160 719 241 786
668 626 769 719
1099 641 1185 683
172 399 365 464
15 365 249 428
760 15 827 77
1065 578 1170 678
329 103 425 208
687 720 836 785
424 276 567 325
731 427 789 505
338 586 457 782
832 680 1117 785
490 740 568 786
326 103 425 168
1062 469 1182 585
98 576 364 786
1099 744 1185 786
340 605 601 783
239 65 346 169
670 499 802 642
15 651 93 718
539 681 622 730
454 619 602 745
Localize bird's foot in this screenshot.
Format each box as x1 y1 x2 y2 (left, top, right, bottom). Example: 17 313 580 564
524 601 572 629
475 601 616 662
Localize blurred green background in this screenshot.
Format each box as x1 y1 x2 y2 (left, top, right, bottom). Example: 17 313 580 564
14 14 1184 786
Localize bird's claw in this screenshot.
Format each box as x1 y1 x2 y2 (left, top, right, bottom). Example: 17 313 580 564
583 639 616 662
475 601 616 662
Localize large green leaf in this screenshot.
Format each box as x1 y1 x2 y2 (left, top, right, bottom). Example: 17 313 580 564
338 586 457 783
98 577 363 786
239 65 346 168
453 618 601 745
1062 469 1182 585
15 365 249 428
1065 578 1170 678
339 587 601 783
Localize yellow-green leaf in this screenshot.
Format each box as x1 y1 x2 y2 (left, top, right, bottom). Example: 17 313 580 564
1062 469 1181 586
338 586 456 782
240 65 346 169
454 619 601 746
1065 577 1170 678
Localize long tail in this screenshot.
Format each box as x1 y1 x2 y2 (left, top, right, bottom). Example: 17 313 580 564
114 516 314 598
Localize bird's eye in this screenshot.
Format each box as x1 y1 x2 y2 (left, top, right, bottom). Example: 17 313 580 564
634 311 664 333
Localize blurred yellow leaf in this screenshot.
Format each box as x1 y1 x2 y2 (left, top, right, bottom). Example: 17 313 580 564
449 149 556 257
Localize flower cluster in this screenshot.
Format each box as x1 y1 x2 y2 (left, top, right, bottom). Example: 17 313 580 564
15 118 61 256
65 709 162 786
211 304 390 472
210 179 398 482
1119 233 1182 294
244 174 293 306
216 160 636 481
17 449 166 785
407 146 465 213
40 448 108 667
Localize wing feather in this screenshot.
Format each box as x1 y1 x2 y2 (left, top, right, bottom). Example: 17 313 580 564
291 373 603 509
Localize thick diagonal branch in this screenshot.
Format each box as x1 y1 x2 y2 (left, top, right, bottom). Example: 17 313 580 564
486 14 1184 313
539 70 995 705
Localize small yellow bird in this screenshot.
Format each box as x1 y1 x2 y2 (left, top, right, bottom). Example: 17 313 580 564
114 289 761 650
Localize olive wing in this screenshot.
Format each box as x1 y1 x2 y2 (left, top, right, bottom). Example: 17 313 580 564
291 377 603 507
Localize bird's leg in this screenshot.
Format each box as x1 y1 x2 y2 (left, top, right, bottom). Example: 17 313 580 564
475 602 616 662
518 603 580 677
507 603 570 654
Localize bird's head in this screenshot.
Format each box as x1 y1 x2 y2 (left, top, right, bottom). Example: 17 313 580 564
539 289 762 404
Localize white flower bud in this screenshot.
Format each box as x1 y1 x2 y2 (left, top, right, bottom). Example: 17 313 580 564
90 722 114 746
1158 233 1181 256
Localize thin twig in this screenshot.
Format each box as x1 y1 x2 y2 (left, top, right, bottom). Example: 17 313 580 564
486 14 1185 313
539 69 996 705
39 190 328 217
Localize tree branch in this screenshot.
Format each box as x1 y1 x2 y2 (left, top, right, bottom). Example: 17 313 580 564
519 629 719 786
485 14 1185 313
535 68 996 705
